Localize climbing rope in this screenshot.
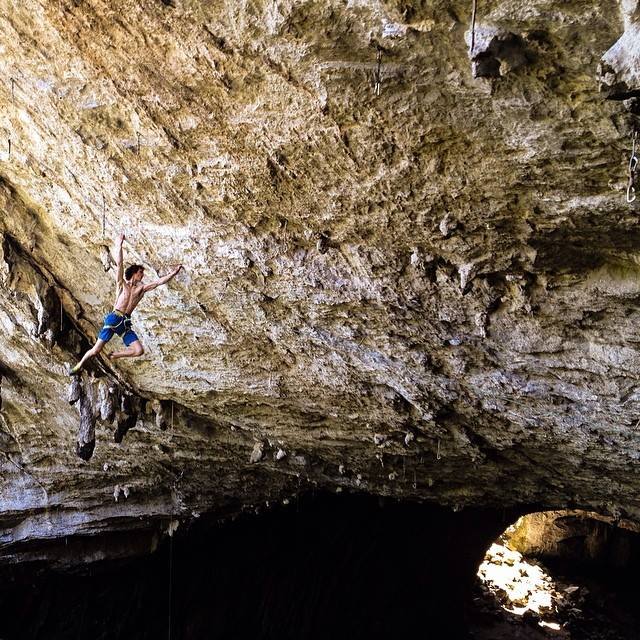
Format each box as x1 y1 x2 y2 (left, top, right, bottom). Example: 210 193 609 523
436 438 441 461
470 0 478 54
167 469 183 640
168 532 174 640
10 77 15 103
627 130 638 204
102 194 106 238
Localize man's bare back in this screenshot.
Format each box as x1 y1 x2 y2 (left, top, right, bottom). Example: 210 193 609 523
114 280 146 315
69 232 182 375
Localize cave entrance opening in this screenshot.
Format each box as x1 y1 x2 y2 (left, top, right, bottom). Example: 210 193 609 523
471 510 640 640
7 498 640 639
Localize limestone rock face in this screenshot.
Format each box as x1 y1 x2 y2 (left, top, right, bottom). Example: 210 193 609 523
507 510 640 567
1 0 640 564
600 0 640 99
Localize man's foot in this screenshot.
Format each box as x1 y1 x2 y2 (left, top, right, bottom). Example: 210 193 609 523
68 363 82 376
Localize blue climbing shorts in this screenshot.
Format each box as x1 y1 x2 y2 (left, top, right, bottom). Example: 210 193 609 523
98 310 139 346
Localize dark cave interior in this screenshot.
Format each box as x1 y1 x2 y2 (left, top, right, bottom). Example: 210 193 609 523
2 495 640 640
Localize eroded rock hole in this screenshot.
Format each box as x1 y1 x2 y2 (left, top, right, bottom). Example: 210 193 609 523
471 510 640 639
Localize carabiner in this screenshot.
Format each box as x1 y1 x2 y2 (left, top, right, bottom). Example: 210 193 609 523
626 130 638 203
627 182 636 204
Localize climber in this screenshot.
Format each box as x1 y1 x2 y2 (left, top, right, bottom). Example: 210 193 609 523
69 232 182 375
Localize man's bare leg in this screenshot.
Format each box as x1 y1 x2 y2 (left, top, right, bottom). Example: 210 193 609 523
109 340 145 361
69 339 106 375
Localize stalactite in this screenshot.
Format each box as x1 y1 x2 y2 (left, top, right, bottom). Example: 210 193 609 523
149 399 170 430
250 441 265 463
67 375 81 405
113 393 139 443
76 379 96 461
98 380 116 422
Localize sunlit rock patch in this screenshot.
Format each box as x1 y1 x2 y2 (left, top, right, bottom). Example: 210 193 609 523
473 511 640 639
477 540 575 632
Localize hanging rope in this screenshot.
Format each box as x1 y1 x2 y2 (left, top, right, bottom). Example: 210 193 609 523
168 532 174 640
436 438 441 461
102 194 106 238
10 78 15 103
470 0 478 54
7 138 11 159
167 466 182 640
627 130 638 204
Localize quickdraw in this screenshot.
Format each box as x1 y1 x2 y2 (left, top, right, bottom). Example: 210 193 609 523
628 130 638 204
374 47 382 96
470 0 478 55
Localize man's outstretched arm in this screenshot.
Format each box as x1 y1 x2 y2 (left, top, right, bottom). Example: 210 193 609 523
116 233 125 287
143 265 183 292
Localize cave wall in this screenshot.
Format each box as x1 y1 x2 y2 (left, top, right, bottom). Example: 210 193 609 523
507 509 640 569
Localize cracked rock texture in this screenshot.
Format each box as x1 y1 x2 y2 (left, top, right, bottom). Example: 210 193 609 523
507 509 640 567
1 0 640 564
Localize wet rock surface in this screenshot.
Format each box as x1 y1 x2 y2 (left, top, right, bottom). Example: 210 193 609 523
0 0 640 560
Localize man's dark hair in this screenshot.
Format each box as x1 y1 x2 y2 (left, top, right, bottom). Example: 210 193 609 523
124 264 144 281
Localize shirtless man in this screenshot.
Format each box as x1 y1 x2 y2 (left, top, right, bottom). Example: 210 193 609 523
69 232 182 374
